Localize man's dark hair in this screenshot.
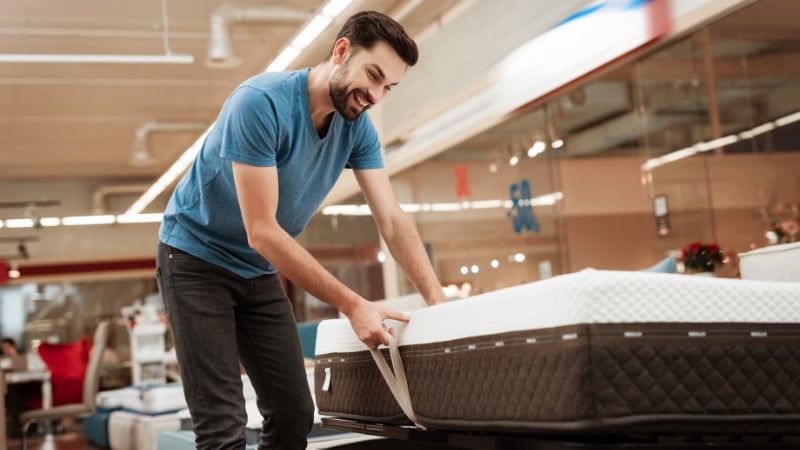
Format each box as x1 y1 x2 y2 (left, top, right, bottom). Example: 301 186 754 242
1 337 16 349
333 11 418 66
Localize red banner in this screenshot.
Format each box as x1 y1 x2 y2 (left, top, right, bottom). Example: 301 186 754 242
0 261 8 285
454 164 472 198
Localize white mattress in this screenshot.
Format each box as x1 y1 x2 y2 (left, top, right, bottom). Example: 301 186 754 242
119 384 187 415
96 388 129 411
740 241 800 282
109 410 180 450
316 269 800 355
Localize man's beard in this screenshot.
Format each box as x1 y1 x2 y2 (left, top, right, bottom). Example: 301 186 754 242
329 65 366 122
329 83 365 122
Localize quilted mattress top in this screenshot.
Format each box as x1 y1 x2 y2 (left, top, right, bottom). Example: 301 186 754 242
315 269 800 355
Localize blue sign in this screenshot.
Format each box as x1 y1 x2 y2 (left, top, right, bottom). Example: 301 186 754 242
508 179 540 234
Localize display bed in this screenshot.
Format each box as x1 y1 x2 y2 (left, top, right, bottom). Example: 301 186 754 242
314 270 800 434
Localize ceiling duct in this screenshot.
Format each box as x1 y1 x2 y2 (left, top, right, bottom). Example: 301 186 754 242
132 121 207 166
92 184 152 214
207 4 311 68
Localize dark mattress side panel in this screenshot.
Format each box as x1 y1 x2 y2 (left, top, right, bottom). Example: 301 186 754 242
315 323 800 434
315 352 410 424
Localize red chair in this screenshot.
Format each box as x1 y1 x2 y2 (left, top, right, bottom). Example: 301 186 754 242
36 337 91 406
20 321 109 450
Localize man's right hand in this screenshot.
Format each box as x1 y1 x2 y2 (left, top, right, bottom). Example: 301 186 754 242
344 298 410 350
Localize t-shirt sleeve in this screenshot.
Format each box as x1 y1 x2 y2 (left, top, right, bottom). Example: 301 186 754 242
346 118 384 170
218 86 278 167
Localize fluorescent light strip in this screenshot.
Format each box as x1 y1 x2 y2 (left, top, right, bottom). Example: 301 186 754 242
40 217 62 227
322 193 564 216
0 214 161 228
642 109 800 171
125 129 208 215
62 215 116 226
738 122 775 140
431 202 461 212
117 213 164 224
4 219 35 228
470 200 505 209
266 47 302 73
0 53 194 64
292 16 333 48
322 0 352 16
266 0 353 73
775 111 800 127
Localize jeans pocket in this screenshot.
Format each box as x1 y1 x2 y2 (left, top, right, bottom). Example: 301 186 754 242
154 267 170 319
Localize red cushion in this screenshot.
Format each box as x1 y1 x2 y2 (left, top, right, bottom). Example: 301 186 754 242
36 338 91 406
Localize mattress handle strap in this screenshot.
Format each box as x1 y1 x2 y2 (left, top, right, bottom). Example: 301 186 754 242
369 333 426 430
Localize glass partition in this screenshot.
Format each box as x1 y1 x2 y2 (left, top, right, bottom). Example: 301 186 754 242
306 0 800 302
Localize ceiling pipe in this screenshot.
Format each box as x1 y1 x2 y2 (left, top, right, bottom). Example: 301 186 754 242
93 184 153 214
132 121 207 166
207 4 311 68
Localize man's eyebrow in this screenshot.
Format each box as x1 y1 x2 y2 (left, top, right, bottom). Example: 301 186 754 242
368 63 399 86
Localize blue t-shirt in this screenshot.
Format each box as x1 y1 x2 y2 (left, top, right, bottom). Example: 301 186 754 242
159 69 384 278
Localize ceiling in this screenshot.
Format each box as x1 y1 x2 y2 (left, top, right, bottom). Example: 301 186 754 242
0 0 460 183
437 0 800 164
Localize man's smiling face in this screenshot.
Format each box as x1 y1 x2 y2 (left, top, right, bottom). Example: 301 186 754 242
329 40 407 121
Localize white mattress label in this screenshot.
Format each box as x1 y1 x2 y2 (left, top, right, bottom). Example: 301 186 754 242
322 367 331 392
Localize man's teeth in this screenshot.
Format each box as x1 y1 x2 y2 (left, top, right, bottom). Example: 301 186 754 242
354 92 368 108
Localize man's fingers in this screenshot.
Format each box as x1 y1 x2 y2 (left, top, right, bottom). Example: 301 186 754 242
377 331 389 347
383 310 410 323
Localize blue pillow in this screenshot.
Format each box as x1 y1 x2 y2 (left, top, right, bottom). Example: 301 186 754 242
297 321 320 360
641 253 677 273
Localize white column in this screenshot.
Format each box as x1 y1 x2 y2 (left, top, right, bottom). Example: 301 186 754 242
380 237 400 299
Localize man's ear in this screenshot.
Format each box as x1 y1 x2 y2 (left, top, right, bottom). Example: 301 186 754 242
332 37 350 64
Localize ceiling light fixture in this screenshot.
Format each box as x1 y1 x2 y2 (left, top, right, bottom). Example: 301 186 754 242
206 5 310 69
528 140 546 157
8 262 21 279
17 242 29 259
0 54 193 64
0 0 193 64
0 237 38 260
207 14 238 68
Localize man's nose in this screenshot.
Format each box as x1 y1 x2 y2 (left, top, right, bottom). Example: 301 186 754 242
366 86 384 105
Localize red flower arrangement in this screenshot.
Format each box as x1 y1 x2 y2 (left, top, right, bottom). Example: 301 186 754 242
681 241 724 273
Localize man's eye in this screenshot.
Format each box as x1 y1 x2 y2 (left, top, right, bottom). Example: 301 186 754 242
368 71 377 80
384 85 392 92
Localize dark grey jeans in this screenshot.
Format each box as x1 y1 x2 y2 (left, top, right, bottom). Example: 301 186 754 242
156 242 314 450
